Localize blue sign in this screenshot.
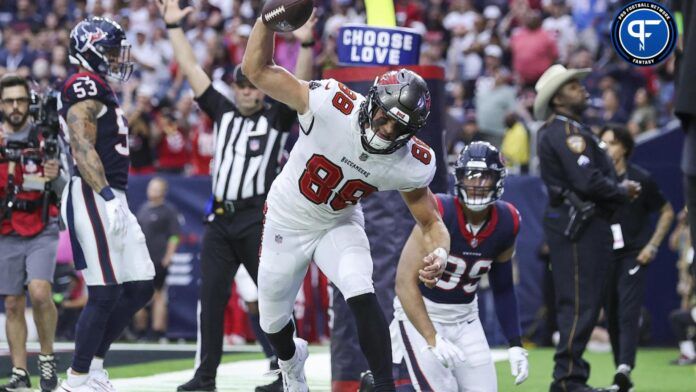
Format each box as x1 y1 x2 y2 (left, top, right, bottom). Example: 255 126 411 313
611 1 677 66
336 24 422 66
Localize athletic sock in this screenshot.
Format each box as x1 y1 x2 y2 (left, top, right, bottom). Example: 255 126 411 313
347 293 395 392
265 321 296 361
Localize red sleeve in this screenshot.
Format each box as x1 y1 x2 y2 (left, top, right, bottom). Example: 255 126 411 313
505 202 521 236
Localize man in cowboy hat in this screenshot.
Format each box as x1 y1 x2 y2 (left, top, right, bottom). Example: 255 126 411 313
534 64 641 392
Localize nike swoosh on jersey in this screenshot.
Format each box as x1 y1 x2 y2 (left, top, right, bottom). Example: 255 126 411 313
325 82 332 90
628 265 640 275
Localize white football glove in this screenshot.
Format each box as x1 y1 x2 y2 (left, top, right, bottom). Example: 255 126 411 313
422 334 465 369
104 198 128 237
508 346 529 385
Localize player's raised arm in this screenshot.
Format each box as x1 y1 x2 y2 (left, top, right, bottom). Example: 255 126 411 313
401 187 450 286
242 18 309 113
66 99 108 192
156 0 211 97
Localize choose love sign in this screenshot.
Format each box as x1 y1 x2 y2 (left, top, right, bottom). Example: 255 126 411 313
336 24 422 66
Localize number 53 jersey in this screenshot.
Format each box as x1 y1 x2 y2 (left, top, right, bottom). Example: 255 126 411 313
58 71 130 190
265 79 436 231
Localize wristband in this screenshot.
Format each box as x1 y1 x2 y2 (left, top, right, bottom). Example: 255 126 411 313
433 247 448 261
301 40 315 48
99 187 115 201
166 22 182 29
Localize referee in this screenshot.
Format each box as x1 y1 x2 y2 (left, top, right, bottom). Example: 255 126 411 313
156 1 316 391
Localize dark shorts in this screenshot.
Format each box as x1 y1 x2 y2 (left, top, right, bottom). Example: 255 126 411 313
0 224 60 295
153 263 168 291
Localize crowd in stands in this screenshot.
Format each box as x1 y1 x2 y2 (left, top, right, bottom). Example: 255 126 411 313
0 0 677 175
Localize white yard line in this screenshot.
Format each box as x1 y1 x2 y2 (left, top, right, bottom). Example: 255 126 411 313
109 349 509 392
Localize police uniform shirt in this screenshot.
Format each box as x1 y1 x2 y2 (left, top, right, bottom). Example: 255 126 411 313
612 164 667 253
195 85 295 202
537 115 628 214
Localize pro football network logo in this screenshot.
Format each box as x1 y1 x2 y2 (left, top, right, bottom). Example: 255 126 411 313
610 1 677 66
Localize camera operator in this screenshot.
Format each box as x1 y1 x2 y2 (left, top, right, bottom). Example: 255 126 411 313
0 74 64 392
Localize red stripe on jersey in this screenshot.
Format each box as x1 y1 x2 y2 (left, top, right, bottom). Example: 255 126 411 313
505 202 521 236
62 71 109 95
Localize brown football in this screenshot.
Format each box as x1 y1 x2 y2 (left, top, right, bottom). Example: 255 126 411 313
261 0 313 33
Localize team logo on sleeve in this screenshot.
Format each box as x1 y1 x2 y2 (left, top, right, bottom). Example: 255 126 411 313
610 1 677 66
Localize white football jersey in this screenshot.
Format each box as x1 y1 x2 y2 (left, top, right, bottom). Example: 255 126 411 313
265 79 436 230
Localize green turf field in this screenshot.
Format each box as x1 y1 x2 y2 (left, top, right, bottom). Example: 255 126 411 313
494 348 696 392
9 347 696 391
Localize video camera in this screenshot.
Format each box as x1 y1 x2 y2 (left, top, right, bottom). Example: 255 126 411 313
0 88 61 223
29 88 60 160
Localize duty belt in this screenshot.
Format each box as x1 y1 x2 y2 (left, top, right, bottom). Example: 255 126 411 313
213 196 265 215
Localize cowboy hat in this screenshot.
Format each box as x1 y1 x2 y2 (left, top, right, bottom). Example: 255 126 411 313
533 64 591 121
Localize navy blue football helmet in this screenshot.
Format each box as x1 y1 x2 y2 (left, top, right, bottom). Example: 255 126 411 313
358 69 431 154
69 17 133 82
454 141 506 210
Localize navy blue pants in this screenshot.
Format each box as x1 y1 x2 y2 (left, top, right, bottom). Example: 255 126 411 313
544 209 612 392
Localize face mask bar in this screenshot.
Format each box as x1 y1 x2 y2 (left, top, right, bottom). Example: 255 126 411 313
456 169 499 207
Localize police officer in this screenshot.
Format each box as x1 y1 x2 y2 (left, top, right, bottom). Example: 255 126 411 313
0 74 64 392
534 65 641 392
599 124 674 391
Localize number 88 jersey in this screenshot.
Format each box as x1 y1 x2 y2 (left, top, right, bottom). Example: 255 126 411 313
58 71 129 190
264 79 436 231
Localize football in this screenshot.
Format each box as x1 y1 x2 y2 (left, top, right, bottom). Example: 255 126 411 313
261 0 313 33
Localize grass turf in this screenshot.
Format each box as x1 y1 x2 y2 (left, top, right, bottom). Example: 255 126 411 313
494 348 696 392
8 348 696 391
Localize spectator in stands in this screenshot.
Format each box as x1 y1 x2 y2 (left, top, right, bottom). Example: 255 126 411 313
501 113 529 173
135 177 182 342
599 88 628 125
0 35 34 76
154 109 191 175
509 9 558 87
628 87 658 136
542 0 577 64
475 68 517 146
448 114 481 157
126 86 157 175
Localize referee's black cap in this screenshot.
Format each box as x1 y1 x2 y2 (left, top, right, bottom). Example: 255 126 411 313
231 64 254 87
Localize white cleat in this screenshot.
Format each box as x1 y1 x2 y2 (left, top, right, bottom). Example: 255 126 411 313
58 379 98 392
87 369 117 392
278 338 309 392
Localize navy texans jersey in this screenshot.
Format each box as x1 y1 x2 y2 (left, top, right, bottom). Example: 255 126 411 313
420 194 521 304
58 71 129 190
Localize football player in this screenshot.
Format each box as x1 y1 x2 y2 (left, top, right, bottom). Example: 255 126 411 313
391 142 529 391
242 16 450 392
58 17 155 391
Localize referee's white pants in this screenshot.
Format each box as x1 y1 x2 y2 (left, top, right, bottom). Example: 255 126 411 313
258 215 374 334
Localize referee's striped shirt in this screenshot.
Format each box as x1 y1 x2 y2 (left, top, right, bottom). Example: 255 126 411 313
195 85 295 201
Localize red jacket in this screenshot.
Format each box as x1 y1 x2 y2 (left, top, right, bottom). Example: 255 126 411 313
0 157 59 237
